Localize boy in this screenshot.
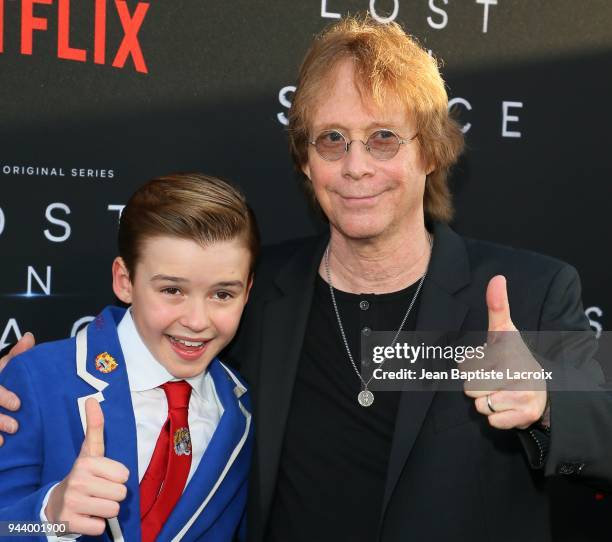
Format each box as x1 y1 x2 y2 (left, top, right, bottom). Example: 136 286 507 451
0 173 258 541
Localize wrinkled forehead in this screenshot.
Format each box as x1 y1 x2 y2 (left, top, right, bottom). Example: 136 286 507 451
306 58 408 128
307 58 410 131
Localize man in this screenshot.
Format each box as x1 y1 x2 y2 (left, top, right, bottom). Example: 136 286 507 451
1 14 611 542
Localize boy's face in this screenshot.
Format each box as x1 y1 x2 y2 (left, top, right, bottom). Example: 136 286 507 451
112 236 252 379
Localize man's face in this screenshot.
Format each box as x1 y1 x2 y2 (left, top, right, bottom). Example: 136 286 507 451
303 59 431 241
112 236 252 379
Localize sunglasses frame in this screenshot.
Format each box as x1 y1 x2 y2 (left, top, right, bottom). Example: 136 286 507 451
308 128 418 161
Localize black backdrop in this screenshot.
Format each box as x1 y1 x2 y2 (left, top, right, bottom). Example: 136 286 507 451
1 1 610 538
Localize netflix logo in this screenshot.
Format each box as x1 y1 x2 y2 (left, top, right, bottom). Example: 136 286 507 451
0 0 150 73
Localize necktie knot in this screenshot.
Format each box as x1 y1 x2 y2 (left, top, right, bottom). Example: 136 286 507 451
162 380 192 410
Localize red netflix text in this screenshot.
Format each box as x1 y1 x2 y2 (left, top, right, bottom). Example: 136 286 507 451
0 0 150 74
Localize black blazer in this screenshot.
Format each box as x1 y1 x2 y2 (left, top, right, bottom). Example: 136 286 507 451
225 223 612 542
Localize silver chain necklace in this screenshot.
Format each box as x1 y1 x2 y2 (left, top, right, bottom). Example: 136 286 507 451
324 235 432 407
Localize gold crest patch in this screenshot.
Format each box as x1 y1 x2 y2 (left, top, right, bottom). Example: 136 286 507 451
173 427 192 456
95 352 118 373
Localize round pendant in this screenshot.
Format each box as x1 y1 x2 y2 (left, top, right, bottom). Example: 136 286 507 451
358 389 375 407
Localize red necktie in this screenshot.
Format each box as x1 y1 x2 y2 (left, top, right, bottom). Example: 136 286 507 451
140 381 193 542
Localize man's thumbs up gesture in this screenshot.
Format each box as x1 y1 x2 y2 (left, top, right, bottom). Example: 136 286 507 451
464 276 549 430
45 398 130 536
486 275 515 332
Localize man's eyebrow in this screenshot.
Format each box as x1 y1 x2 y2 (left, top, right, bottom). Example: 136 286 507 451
150 275 189 283
312 122 348 132
313 121 402 133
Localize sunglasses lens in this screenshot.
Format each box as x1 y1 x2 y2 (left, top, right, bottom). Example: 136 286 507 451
367 130 400 160
315 131 346 161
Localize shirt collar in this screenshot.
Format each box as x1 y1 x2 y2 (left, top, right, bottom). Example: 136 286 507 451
117 308 210 401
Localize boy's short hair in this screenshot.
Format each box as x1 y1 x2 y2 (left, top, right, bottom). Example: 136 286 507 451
118 173 260 278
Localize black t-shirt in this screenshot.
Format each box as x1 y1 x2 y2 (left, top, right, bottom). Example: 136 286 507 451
266 274 422 542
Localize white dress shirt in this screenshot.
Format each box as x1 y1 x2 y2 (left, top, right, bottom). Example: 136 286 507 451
42 308 224 540
118 309 224 483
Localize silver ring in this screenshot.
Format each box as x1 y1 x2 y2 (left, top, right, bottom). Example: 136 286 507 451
486 394 497 413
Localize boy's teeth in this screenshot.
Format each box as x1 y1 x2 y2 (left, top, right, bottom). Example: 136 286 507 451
172 337 205 347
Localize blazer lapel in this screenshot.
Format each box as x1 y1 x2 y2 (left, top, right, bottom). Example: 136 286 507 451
156 360 252 542
75 307 141 542
380 224 471 517
255 235 328 523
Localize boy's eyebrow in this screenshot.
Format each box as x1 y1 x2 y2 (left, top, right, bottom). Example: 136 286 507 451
214 280 244 289
150 276 244 288
150 274 189 283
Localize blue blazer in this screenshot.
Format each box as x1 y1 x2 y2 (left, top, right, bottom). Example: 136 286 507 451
0 306 253 542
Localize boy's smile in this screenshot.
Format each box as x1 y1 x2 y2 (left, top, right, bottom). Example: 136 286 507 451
167 334 210 361
112 236 252 379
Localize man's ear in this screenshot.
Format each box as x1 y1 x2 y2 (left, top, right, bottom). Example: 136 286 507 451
112 257 133 304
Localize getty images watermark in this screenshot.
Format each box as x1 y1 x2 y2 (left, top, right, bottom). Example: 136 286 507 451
360 331 612 392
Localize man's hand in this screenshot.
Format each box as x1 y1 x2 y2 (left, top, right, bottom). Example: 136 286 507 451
45 398 129 536
464 275 548 430
0 332 35 445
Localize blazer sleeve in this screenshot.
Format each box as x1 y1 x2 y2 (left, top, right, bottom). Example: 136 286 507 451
535 264 612 488
0 356 61 540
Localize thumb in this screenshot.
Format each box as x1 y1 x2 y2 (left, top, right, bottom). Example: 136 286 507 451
486 275 515 332
0 333 36 372
81 398 105 457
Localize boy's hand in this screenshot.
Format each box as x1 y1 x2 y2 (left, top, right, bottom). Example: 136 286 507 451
0 332 35 446
45 398 130 536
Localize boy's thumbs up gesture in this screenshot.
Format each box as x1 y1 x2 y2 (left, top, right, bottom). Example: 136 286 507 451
81 397 106 458
45 398 130 536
